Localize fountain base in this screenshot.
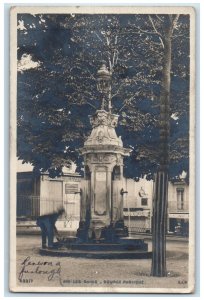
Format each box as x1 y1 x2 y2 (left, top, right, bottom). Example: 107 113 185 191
39 236 151 259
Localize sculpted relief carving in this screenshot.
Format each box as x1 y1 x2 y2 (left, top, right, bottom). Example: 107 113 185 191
90 111 119 128
85 153 119 165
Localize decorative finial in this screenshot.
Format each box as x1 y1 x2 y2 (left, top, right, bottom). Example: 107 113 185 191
96 63 112 111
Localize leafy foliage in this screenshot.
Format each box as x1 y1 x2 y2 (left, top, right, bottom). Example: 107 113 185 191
17 14 190 179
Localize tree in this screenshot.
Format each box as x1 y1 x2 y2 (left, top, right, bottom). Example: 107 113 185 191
145 14 180 277
17 13 190 181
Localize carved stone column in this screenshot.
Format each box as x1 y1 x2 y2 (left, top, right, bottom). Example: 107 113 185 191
77 110 131 241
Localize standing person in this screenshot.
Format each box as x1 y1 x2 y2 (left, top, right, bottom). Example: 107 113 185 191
36 208 65 249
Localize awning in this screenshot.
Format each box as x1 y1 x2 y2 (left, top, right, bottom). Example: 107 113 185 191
169 213 189 219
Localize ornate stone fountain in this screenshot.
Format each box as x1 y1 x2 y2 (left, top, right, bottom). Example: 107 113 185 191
40 64 150 258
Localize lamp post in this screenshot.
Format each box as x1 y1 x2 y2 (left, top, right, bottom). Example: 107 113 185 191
97 63 112 112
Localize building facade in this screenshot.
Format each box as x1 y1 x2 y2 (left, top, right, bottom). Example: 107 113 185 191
17 171 189 235
17 171 81 231
122 178 189 236
167 180 189 236
123 178 153 234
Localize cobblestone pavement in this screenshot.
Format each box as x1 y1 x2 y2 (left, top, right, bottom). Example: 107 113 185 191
15 235 190 292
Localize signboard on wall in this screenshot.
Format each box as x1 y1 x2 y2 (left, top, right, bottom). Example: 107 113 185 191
123 211 150 217
65 183 79 194
169 213 189 219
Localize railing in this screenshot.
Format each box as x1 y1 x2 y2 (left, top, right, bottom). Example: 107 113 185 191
17 196 80 220
129 227 151 234
17 195 40 219
124 216 151 234
40 199 64 216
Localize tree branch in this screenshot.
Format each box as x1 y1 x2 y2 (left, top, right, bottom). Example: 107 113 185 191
156 15 164 22
86 101 97 109
158 37 165 49
94 32 103 42
19 81 32 87
119 29 159 36
173 14 180 27
106 36 110 46
172 33 189 40
148 15 164 49
148 16 161 35
172 14 180 35
85 68 96 81
118 94 136 112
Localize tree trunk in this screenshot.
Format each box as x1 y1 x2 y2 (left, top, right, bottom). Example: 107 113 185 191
151 171 168 276
151 17 173 277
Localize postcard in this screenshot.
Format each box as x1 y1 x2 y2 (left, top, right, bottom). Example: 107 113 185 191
10 6 195 293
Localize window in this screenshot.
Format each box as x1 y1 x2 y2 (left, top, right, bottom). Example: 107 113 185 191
177 188 184 210
141 198 148 206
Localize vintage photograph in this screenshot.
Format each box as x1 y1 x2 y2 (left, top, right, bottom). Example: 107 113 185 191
10 6 195 293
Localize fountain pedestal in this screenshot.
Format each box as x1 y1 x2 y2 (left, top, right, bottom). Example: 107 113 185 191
76 110 131 242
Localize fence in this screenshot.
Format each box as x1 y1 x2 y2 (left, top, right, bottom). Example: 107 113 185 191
128 226 151 234
17 195 80 221
17 195 40 219
124 215 151 234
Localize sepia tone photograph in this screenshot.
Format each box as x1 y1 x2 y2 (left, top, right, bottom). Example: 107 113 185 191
10 6 195 293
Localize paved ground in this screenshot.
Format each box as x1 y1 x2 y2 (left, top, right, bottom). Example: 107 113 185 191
15 234 190 292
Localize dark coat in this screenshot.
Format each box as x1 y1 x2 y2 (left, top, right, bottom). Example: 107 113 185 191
36 212 60 227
